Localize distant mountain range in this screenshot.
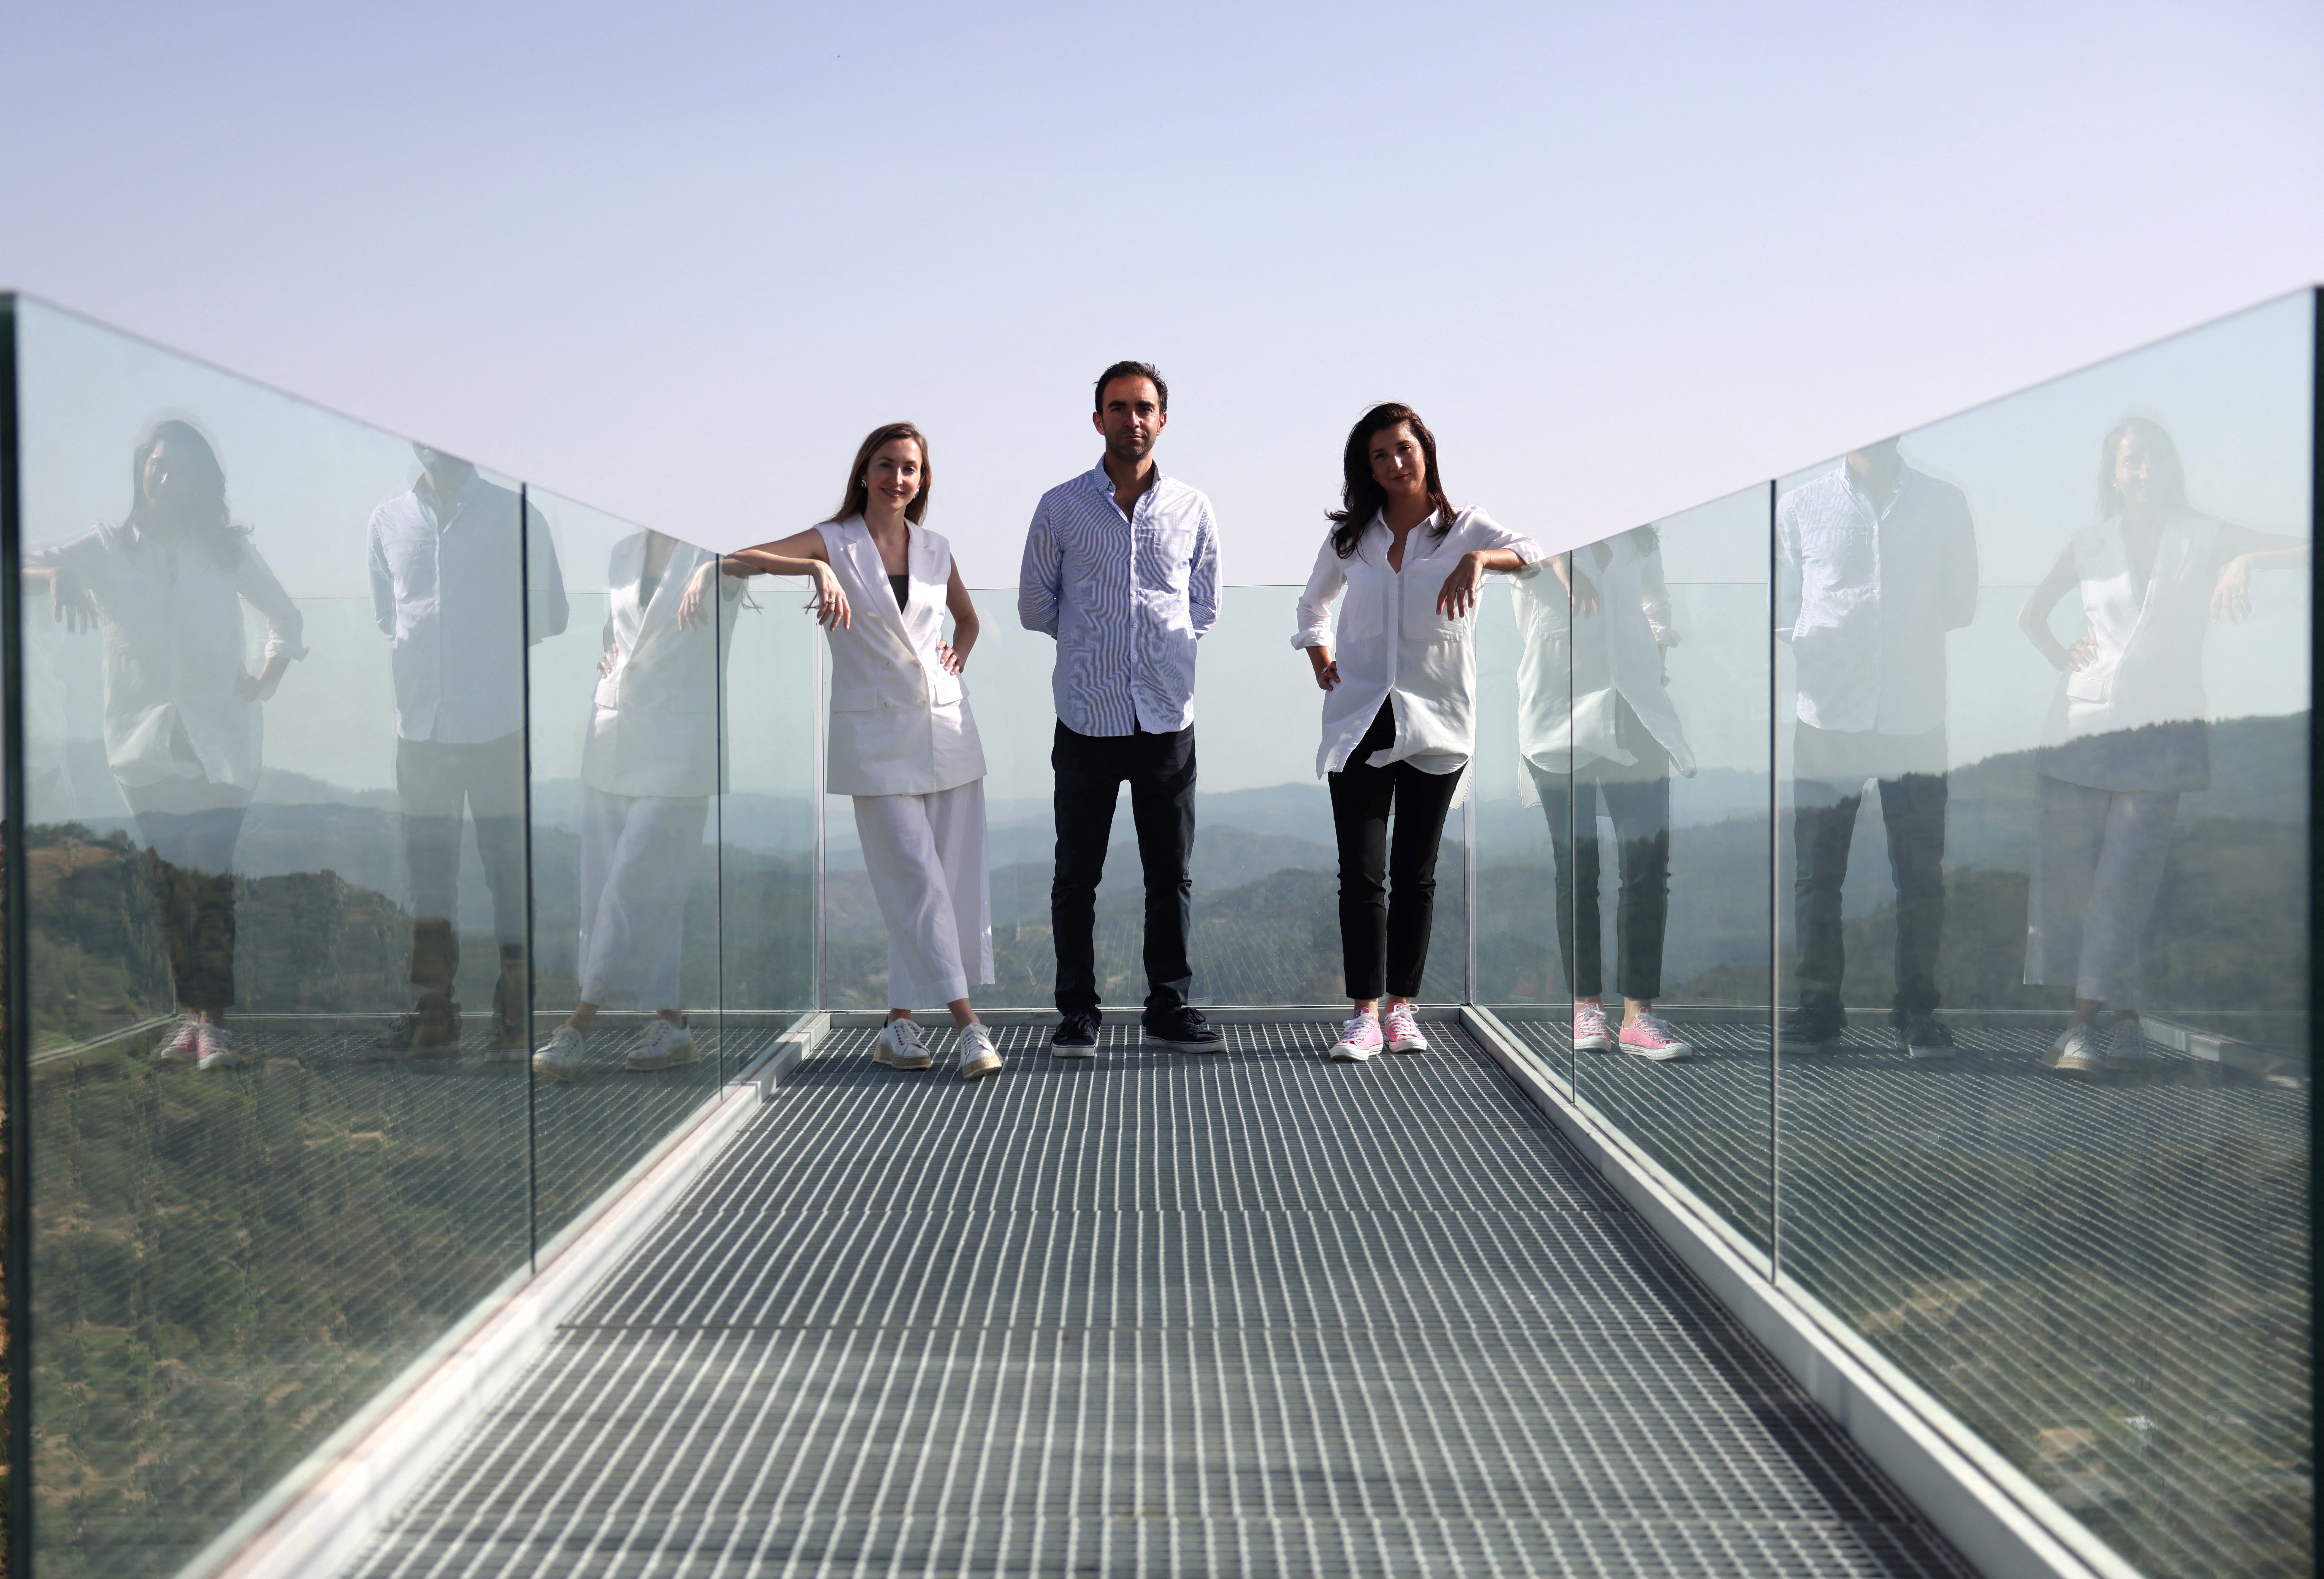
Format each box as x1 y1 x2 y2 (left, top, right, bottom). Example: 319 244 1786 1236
27 713 2303 1021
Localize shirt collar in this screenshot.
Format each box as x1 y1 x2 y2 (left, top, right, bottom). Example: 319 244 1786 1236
1842 465 1908 519
1367 506 1439 540
1088 457 1168 506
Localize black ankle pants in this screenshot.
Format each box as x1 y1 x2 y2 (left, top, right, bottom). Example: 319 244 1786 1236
1328 703 1464 1000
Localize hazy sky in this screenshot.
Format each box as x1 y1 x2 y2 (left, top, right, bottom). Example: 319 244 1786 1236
6 0 2322 584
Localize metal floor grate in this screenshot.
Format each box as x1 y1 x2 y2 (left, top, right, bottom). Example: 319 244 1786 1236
342 1021 1974 1578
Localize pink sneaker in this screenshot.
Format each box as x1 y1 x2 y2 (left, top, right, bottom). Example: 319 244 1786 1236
156 1015 202 1064
1329 1012 1384 1062
1382 1004 1429 1053
1618 1012 1691 1062
195 1023 243 1071
1573 1002 1612 1052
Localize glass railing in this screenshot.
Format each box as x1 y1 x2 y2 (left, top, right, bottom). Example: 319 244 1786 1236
1 294 820 1578
0 286 2311 1579
1472 287 2315 1578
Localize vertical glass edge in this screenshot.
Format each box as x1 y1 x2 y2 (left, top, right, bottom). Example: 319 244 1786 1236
519 481 539 1273
0 290 32 1577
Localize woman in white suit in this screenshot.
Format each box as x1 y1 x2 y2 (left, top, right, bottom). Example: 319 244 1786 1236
724 422 1001 1081
534 528 738 1080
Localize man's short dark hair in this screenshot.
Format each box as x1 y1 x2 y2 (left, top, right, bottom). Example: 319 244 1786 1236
1094 361 1168 414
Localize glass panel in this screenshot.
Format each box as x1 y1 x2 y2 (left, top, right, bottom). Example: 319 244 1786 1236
1474 565 1574 1087
1774 290 2314 1576
12 297 530 1576
523 489 727 1242
826 583 1438 1013
1568 492 1775 1255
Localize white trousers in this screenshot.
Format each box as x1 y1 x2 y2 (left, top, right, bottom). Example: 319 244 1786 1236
853 780 993 1010
2025 776 2179 1007
580 787 710 1011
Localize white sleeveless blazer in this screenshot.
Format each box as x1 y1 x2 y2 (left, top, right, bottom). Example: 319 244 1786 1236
816 517 987 796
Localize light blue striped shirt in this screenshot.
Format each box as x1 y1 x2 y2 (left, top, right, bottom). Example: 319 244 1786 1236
1018 460 1221 736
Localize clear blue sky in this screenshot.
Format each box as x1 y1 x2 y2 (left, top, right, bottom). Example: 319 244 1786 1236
6 0 2321 583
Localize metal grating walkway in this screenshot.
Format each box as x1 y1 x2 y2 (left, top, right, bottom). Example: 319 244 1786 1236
341 1020 1974 1577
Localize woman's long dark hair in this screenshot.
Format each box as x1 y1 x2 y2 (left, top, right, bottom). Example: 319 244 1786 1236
124 419 245 570
2095 416 2189 519
827 421 931 526
1327 404 1455 559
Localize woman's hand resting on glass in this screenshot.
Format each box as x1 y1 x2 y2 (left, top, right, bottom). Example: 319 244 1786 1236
2211 554 2258 624
677 560 721 630
804 561 851 630
1435 550 1491 619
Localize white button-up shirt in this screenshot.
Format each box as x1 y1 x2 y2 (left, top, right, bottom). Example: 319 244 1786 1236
1017 460 1220 737
367 474 570 744
1292 507 1543 778
1776 465 1978 735
31 523 306 793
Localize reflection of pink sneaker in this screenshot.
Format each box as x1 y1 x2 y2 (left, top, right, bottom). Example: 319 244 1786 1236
1617 1013 1691 1062
1573 1002 1613 1052
156 1015 202 1064
1383 1004 1429 1054
1329 1013 1384 1062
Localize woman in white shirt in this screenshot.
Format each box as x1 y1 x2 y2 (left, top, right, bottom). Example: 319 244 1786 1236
25 420 305 1071
2018 417 2305 1074
532 530 739 1082
1512 529 1696 1061
722 423 1001 1081
1293 404 1542 1062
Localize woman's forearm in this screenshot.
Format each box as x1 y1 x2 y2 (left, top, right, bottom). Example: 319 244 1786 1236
723 549 824 579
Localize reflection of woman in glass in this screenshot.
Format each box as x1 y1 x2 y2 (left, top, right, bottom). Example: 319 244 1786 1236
25 420 305 1070
531 530 738 1082
2019 417 2305 1072
1294 404 1541 1063
721 423 1001 1081
1513 528 1695 1060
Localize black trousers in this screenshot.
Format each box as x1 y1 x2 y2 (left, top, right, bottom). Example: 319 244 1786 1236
1531 756 1671 1002
1328 703 1464 1001
1051 721 1196 1016
132 803 247 1014
397 733 529 1002
1792 768 1948 1023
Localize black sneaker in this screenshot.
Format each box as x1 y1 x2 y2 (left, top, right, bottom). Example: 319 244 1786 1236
1143 1005 1222 1053
1778 1009 1843 1052
1897 1014 1955 1060
1051 1010 1101 1059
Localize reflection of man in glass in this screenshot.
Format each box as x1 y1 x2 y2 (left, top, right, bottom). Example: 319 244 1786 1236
367 445 569 1051
1777 439 1977 1054
1512 528 1697 1061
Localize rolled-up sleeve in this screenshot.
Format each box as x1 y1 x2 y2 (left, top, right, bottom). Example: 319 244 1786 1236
1468 510 1544 566
525 501 572 640
1774 498 1803 642
1640 551 1682 648
239 544 308 662
1290 536 1347 649
1189 504 1220 638
366 514 396 637
1018 501 1061 637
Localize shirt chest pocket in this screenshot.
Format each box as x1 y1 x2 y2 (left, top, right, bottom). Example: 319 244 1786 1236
382 534 434 592
1134 524 1193 591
